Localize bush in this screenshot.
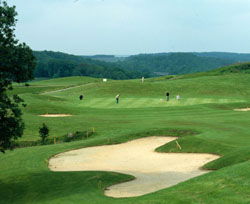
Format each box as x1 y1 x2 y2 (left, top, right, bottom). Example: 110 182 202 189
63 131 93 142
39 123 49 145
12 130 94 148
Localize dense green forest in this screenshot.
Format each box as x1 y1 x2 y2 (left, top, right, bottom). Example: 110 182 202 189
83 55 127 62
33 51 250 80
90 52 250 75
116 53 236 75
193 52 250 62
33 51 148 80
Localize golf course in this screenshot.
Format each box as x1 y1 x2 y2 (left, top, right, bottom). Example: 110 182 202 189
1 63 250 203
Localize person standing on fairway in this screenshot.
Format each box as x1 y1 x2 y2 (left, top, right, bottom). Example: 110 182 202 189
116 94 120 104
166 92 170 101
79 95 84 100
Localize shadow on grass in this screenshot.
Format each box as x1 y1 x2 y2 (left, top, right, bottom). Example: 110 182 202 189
0 171 133 204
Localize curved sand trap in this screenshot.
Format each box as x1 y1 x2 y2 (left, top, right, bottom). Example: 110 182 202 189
49 137 219 198
234 108 250 111
39 114 72 117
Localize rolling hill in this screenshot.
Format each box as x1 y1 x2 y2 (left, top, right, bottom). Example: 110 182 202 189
33 51 148 80
34 51 250 80
1 63 250 203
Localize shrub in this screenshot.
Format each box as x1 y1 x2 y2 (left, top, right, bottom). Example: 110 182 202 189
39 123 49 144
63 131 93 142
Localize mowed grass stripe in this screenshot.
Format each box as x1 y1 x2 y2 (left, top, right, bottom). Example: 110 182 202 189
114 98 134 108
94 98 116 108
74 97 244 109
82 98 106 107
125 98 146 108
141 98 156 108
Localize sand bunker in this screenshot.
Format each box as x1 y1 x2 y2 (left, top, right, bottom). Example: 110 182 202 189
234 108 250 111
49 136 219 198
39 114 72 117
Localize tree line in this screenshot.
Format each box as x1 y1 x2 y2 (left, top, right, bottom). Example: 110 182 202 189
34 51 245 79
115 53 235 75
33 51 150 79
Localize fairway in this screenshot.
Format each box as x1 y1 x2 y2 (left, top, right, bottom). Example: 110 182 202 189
1 71 250 204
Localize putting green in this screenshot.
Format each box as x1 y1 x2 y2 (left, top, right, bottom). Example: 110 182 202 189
73 97 244 109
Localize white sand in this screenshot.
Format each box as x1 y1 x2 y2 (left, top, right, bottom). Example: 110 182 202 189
49 136 219 198
234 108 250 111
39 114 72 117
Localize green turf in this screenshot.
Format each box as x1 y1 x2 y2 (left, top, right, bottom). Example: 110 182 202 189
1 72 250 203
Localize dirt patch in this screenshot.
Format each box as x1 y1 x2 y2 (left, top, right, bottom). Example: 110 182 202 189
39 114 72 117
49 136 219 198
234 108 250 111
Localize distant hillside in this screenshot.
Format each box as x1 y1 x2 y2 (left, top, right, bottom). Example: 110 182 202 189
33 51 250 80
83 55 127 62
209 62 250 74
115 53 235 75
147 62 250 83
177 62 250 80
33 51 148 80
193 52 250 62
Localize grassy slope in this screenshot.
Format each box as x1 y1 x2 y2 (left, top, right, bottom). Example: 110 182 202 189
1 70 250 203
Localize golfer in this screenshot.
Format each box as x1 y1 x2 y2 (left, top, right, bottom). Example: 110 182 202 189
79 95 83 100
116 94 120 104
166 92 170 101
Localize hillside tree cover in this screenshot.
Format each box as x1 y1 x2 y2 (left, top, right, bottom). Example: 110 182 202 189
116 53 235 75
0 1 36 152
194 52 250 62
33 51 245 79
33 51 149 79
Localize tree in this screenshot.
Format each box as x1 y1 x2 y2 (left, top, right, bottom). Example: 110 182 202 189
39 123 49 145
0 1 36 153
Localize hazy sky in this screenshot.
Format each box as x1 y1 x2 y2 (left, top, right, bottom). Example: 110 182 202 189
7 0 250 55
